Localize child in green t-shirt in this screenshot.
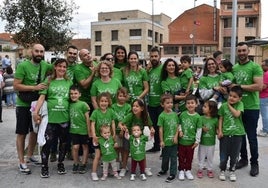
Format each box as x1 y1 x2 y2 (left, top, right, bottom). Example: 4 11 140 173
98 125 121 180
125 124 152 181
157 94 179 183
111 87 131 169
90 92 116 181
218 86 245 182
178 95 202 181
69 85 90 174
197 100 218 178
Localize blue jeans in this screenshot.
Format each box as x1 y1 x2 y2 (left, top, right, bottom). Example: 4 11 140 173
6 92 16 106
260 98 268 133
240 110 259 165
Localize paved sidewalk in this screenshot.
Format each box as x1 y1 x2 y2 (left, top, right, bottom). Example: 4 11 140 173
0 107 268 188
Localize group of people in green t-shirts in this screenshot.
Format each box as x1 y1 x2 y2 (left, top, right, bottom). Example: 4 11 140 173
15 42 263 183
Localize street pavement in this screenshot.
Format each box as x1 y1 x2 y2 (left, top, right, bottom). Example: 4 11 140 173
0 107 268 188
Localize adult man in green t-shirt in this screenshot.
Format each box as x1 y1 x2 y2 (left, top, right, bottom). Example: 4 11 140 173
66 45 78 82
232 42 263 177
14 44 52 174
147 47 163 152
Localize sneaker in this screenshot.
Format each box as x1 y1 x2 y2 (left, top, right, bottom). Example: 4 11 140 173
236 159 248 169
197 170 203 178
50 152 57 162
72 164 79 174
40 165 49 178
178 170 185 181
101 174 107 181
27 156 41 166
79 164 86 174
185 170 194 180
119 168 127 177
140 173 147 181
157 170 167 176
130 174 136 181
257 130 268 137
57 163 66 175
219 171 226 181
91 172 99 181
207 170 214 178
145 168 153 176
250 164 259 176
229 171 236 182
114 173 122 180
18 163 31 174
165 175 175 183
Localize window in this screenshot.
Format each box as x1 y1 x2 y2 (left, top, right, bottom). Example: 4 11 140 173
200 46 217 55
227 4 232 9
245 17 255 27
223 18 232 28
182 46 196 55
164 46 179 55
244 3 252 9
111 45 118 53
148 30 152 37
129 29 142 37
160 34 163 43
245 36 255 41
121 17 127 20
95 31 102 42
223 37 231 47
111 30 118 41
147 45 152 52
95 45 102 56
105 19 111 21
155 32 158 43
129 44 141 52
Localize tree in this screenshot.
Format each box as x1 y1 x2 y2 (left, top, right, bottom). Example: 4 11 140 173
0 0 78 51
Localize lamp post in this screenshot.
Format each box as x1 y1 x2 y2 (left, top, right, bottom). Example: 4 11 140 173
192 0 197 66
152 0 154 47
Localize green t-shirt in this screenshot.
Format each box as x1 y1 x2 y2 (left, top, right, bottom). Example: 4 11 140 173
157 111 179 146
161 76 181 95
179 111 202 146
220 71 234 83
148 64 163 107
129 135 148 161
40 78 73 123
90 108 116 137
200 116 218 146
98 136 117 162
90 77 122 103
198 74 220 90
218 101 245 136
122 113 153 132
180 68 193 90
112 67 123 83
122 68 149 102
74 63 94 104
67 64 77 82
111 103 131 134
15 60 53 107
114 62 127 69
69 100 89 135
232 60 263 109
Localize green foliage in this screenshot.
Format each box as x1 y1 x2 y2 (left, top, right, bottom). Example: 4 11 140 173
2 45 12 52
0 0 78 51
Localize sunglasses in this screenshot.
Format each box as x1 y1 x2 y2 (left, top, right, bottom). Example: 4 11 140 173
105 58 114 62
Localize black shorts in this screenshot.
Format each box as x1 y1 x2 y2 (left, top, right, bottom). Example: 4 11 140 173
71 133 89 145
15 106 33 134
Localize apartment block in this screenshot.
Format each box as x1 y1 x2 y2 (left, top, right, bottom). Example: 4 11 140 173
91 10 171 59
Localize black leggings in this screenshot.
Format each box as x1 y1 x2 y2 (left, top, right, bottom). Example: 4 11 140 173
41 123 69 166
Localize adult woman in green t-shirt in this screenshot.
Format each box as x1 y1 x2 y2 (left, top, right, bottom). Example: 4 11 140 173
33 58 73 178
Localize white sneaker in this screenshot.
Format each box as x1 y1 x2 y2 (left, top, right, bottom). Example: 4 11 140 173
257 130 268 137
185 170 194 180
130 174 136 181
91 172 99 181
140 173 147 181
229 171 236 182
219 171 226 181
119 168 127 177
178 170 185 181
101 174 107 181
145 168 153 176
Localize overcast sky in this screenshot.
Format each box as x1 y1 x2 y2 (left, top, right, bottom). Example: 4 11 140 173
0 0 267 39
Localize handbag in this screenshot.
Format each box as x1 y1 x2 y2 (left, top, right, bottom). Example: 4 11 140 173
18 65 42 102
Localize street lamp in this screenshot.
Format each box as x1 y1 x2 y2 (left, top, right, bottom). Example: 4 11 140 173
192 0 197 66
152 0 154 47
